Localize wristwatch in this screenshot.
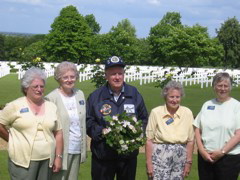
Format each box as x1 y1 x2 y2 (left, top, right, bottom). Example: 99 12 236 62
56 154 63 159
221 150 226 155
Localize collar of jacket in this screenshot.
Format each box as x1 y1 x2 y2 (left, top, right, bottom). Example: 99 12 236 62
101 82 133 100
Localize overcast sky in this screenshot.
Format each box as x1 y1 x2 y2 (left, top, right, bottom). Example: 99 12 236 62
0 0 239 38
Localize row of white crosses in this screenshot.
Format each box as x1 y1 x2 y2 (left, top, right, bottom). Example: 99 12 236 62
1 61 240 88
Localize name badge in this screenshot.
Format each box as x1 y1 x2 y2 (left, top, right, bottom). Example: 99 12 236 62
20 107 29 113
79 100 85 105
207 106 215 110
124 104 135 113
166 118 174 125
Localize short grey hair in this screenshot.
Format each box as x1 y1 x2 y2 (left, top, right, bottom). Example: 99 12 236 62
212 72 232 89
21 67 47 95
161 81 185 98
54 61 79 82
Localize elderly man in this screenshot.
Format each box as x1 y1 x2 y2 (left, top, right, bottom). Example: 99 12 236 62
87 56 148 180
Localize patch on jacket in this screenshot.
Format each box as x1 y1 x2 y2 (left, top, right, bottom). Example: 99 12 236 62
100 104 111 115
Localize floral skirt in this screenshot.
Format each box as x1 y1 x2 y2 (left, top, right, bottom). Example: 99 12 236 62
152 143 186 180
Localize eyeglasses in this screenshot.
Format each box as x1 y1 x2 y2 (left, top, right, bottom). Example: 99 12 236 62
30 85 45 90
61 76 76 81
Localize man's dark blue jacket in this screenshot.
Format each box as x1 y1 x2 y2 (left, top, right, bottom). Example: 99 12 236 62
86 83 148 160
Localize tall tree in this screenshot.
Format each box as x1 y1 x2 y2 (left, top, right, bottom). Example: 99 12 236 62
161 24 224 68
84 14 101 34
217 17 240 68
44 5 92 63
148 12 182 66
107 19 138 64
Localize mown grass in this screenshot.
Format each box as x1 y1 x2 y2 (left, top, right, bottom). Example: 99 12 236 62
1 74 240 179
1 74 240 115
0 150 198 180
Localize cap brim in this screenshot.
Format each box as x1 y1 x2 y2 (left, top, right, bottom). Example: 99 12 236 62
105 64 125 70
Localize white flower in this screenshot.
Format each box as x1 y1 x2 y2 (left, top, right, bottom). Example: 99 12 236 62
136 137 141 141
128 124 137 133
117 126 123 131
103 127 111 135
128 124 133 130
103 112 145 154
132 116 137 122
110 121 115 126
112 115 118 120
132 127 137 133
121 144 128 151
122 120 131 127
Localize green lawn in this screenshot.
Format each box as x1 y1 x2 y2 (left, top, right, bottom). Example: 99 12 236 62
1 151 239 179
1 74 240 116
0 151 198 180
1 74 240 179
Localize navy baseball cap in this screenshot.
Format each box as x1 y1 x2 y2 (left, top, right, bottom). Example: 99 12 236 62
105 56 125 70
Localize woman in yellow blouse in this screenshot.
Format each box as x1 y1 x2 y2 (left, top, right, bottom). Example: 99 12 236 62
0 67 63 180
145 81 194 180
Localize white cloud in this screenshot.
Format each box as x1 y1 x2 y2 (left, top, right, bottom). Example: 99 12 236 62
147 0 161 5
3 0 43 4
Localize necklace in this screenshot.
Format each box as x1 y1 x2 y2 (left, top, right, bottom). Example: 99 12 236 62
26 97 44 115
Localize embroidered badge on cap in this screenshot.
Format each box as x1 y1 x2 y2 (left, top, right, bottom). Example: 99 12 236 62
207 106 215 110
110 56 120 63
100 104 112 115
20 107 29 113
79 100 85 105
166 118 174 125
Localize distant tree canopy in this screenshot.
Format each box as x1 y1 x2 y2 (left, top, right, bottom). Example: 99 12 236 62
0 34 4 60
217 17 240 68
148 12 224 68
1 6 239 69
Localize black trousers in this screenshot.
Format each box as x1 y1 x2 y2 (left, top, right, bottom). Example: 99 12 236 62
198 153 240 180
91 154 137 180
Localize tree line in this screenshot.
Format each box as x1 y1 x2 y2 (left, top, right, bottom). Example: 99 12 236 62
0 5 240 69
